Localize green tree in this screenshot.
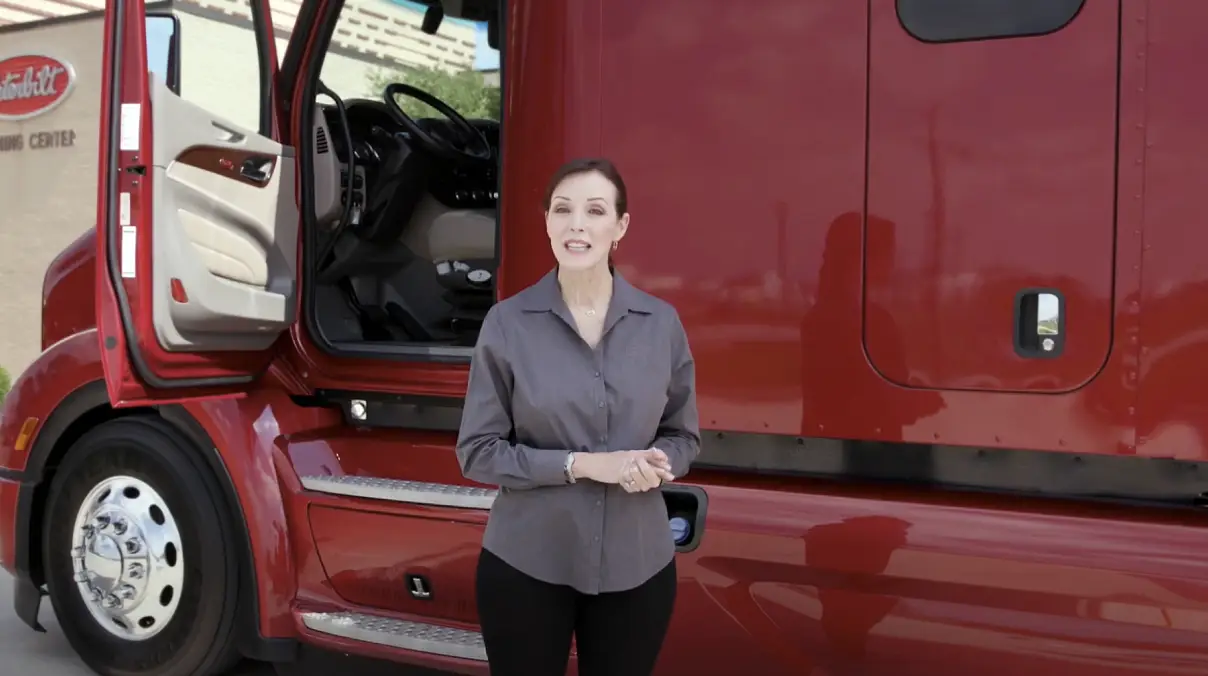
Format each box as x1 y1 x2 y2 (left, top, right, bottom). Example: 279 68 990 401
0 366 10 405
367 64 500 121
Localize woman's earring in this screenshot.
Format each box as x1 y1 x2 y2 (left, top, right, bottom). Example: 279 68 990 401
611 241 619 251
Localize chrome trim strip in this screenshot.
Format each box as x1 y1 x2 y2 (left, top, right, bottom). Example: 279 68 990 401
301 611 487 662
300 475 496 510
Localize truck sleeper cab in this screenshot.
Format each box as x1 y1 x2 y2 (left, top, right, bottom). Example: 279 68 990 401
5 0 1208 675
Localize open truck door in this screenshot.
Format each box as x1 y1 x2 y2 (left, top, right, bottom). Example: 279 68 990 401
96 0 298 406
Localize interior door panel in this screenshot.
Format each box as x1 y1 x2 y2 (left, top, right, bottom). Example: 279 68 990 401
148 74 299 352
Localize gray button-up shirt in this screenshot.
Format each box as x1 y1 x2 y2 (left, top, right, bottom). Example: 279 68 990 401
455 269 701 594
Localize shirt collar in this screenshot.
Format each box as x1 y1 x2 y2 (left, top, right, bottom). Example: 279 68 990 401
520 266 655 329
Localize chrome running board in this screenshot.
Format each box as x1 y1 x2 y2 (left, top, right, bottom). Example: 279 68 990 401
300 475 496 510
300 611 487 661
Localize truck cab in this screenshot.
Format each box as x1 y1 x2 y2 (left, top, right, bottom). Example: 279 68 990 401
4 0 1208 674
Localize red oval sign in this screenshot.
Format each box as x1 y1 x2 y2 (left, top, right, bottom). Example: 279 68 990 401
0 54 75 121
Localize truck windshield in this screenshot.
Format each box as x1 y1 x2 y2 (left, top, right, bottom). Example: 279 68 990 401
319 1 500 122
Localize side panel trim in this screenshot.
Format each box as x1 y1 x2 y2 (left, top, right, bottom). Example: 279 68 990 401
308 394 1208 508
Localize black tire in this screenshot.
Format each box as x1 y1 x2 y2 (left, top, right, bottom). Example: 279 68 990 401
42 415 244 676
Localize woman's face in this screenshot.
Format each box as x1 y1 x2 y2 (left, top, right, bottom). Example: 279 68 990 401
545 170 629 271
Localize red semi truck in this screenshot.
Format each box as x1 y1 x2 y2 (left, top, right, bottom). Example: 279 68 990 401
4 0 1208 674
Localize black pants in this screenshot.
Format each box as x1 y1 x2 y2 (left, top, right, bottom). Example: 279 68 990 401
475 548 677 676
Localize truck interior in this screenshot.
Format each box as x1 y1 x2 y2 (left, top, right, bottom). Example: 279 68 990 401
305 0 504 360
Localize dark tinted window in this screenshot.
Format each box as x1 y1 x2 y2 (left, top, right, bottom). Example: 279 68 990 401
898 0 1085 43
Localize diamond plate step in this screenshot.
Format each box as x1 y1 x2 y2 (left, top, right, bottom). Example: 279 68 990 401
301 611 487 661
300 475 496 510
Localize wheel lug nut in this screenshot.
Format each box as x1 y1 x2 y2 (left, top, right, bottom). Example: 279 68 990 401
124 540 140 554
95 516 110 530
112 519 128 535
103 594 120 608
119 584 136 600
128 563 144 579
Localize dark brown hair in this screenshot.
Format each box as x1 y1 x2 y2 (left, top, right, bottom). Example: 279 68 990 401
541 157 629 216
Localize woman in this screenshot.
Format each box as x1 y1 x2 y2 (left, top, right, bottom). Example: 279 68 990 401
455 157 701 676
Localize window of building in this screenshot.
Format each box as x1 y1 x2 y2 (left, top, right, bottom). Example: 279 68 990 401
897 0 1085 43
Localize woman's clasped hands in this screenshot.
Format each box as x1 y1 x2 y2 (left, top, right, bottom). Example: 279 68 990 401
576 449 675 492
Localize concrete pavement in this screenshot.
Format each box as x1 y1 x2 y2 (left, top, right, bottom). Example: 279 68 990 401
0 569 273 676
0 569 448 676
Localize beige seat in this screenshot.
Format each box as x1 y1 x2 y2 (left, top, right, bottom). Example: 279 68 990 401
399 192 498 339
401 193 497 264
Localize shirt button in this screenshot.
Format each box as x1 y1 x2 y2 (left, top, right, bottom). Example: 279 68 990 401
597 500 602 506
594 536 600 541
598 401 604 408
594 371 601 378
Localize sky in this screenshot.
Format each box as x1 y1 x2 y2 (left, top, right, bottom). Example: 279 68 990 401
145 15 174 84
474 22 499 70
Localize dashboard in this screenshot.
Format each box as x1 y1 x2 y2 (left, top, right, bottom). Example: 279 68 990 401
319 99 501 211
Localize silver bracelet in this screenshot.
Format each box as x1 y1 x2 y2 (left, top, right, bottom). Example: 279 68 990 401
564 453 576 484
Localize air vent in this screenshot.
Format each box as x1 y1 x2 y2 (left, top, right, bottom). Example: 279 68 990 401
315 126 329 154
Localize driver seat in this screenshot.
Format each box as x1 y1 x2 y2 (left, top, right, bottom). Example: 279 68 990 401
400 193 498 332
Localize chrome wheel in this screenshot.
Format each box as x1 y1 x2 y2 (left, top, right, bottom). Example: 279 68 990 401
69 474 184 641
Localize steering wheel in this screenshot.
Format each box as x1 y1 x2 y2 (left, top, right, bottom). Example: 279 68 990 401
382 82 492 164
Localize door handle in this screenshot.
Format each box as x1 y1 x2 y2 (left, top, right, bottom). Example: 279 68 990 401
1014 288 1064 358
239 156 273 184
